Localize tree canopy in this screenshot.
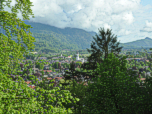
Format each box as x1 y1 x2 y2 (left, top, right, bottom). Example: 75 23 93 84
0 0 79 113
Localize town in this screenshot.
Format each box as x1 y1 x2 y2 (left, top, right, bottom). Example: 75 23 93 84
9 49 152 91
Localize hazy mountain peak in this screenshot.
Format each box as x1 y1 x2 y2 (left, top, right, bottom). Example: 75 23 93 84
145 37 151 40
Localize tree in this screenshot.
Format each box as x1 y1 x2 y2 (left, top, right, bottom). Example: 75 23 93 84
0 0 79 113
41 70 44 76
39 63 44 70
52 68 55 72
0 0 36 75
56 62 59 69
49 66 52 70
81 27 123 80
79 52 152 114
20 64 24 70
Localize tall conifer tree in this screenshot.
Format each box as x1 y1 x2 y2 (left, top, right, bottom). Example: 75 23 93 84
81 27 124 77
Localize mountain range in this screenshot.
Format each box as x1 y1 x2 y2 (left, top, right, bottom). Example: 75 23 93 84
119 37 152 49
2 20 152 53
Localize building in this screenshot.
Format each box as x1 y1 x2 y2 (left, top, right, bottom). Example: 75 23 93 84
67 56 71 58
38 57 47 60
76 51 84 63
29 52 38 54
58 52 65 59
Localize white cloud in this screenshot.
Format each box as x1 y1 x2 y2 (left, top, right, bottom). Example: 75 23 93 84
2 0 152 43
104 23 111 31
122 12 134 25
118 29 132 36
141 20 152 32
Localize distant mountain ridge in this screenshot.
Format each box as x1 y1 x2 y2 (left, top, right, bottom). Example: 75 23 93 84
22 20 95 50
145 37 152 40
119 37 152 49
1 20 96 52
2 20 152 52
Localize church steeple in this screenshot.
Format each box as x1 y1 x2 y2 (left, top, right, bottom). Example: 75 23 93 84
76 51 79 60
61 51 62 57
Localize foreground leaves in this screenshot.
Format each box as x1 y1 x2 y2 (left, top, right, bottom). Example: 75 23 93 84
78 52 152 114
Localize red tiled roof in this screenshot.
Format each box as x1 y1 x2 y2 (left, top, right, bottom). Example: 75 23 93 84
29 85 36 89
138 78 146 83
46 77 53 80
43 70 52 72
24 81 31 84
54 77 63 80
140 78 146 81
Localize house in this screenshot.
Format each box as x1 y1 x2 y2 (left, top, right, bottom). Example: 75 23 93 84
44 65 50 70
43 70 52 73
52 57 58 60
46 77 53 80
64 60 69 62
54 60 59 62
29 85 36 90
57 73 63 76
29 52 38 54
24 81 31 85
68 56 71 58
38 57 47 60
140 78 146 84
42 77 52 84
50 72 57 75
43 75 49 78
54 77 63 81
55 69 60 72
145 60 149 62
32 68 39 72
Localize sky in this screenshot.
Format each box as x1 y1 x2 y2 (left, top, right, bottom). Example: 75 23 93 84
2 0 152 43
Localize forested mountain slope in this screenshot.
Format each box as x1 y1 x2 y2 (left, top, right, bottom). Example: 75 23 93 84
21 20 94 52
119 37 152 49
1 20 152 53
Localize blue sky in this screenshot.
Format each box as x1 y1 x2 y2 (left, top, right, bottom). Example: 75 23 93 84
2 0 152 43
141 0 152 6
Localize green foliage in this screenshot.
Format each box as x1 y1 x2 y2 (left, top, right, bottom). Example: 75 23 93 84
41 71 44 76
36 62 44 70
79 52 152 114
2 0 152 113
0 71 80 113
0 0 80 113
61 79 89 113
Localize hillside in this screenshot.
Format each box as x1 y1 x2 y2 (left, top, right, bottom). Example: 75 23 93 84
119 37 152 49
2 20 152 53
20 20 94 53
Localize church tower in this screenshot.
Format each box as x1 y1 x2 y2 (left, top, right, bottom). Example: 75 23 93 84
61 51 62 57
76 51 79 60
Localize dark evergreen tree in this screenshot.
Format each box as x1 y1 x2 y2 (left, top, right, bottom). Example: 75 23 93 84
81 27 124 78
